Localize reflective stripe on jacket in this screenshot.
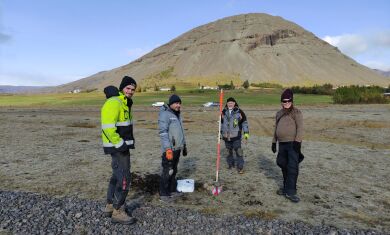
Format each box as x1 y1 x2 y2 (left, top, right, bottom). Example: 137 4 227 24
158 105 186 153
101 92 134 154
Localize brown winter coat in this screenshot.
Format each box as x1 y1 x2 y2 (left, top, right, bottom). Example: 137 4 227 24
272 107 303 143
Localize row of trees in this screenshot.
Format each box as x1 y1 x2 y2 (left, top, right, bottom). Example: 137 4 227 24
249 82 282 89
136 80 390 105
291 84 334 95
333 85 389 104
287 84 389 104
135 85 176 93
146 80 283 91
217 80 283 89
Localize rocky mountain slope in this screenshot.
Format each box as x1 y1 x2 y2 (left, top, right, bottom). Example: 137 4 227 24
50 13 389 93
374 69 390 77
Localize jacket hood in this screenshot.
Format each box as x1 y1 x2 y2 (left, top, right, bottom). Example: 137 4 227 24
104 86 119 99
114 91 133 109
160 104 180 116
160 104 169 112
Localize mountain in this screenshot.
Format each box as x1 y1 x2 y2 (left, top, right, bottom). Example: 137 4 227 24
49 13 389 93
373 69 390 77
0 86 50 94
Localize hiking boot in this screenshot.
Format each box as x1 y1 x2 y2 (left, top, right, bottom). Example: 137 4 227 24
111 207 137 225
237 168 244 174
285 194 300 203
103 203 114 217
159 195 175 203
276 188 285 196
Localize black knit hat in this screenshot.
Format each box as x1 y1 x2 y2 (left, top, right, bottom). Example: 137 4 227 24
226 97 236 103
119 76 137 91
168 94 182 105
281 89 293 102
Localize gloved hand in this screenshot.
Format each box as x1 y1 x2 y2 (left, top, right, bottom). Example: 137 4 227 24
244 133 250 140
182 144 187 156
271 143 276 153
165 149 173 161
293 141 301 153
116 141 128 152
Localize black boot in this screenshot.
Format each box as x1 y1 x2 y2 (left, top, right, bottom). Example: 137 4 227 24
285 194 300 203
276 188 285 196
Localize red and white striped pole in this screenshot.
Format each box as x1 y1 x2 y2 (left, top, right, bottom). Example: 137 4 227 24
213 89 223 195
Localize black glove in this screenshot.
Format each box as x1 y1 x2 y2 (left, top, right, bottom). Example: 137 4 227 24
271 143 276 153
182 144 187 156
293 141 301 153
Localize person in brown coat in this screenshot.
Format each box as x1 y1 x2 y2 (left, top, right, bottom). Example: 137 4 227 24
272 88 303 203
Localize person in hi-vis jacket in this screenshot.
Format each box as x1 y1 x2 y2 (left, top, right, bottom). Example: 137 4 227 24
101 76 137 225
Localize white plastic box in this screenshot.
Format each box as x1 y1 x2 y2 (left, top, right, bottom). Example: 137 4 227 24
176 179 195 193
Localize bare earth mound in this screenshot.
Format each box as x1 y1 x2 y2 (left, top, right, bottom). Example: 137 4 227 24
0 104 389 232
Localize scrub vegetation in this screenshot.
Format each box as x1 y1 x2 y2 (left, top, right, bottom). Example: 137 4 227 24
291 83 334 95
333 85 389 104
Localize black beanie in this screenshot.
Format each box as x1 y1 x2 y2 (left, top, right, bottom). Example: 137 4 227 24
119 76 137 91
281 89 293 102
226 97 236 103
168 94 181 105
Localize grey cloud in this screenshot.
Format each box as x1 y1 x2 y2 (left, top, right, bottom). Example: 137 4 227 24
0 32 11 43
323 34 367 56
374 31 390 47
323 31 390 71
323 31 390 56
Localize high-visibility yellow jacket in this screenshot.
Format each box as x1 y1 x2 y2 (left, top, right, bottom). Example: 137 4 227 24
101 92 134 154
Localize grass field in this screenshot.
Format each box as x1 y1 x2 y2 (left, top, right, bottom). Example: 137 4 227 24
1 104 389 231
0 89 332 107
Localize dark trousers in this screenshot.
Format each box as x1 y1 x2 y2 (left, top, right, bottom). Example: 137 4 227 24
159 150 181 196
225 139 244 169
276 142 299 195
107 150 131 209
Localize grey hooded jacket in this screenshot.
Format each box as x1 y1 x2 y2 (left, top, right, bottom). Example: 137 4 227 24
158 105 186 153
221 106 249 141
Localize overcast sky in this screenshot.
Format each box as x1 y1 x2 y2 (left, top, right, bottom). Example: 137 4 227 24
1 0 389 86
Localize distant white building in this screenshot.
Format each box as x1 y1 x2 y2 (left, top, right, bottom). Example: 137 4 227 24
71 89 81 93
159 87 170 91
200 86 218 90
152 101 165 107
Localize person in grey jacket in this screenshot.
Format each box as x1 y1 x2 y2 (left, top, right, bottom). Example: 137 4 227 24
221 97 249 174
158 94 187 202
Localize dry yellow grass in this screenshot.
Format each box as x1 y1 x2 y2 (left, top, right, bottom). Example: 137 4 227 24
243 209 279 220
199 207 219 215
342 210 381 227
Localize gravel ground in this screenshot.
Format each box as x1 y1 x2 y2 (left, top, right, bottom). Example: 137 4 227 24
0 190 386 235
